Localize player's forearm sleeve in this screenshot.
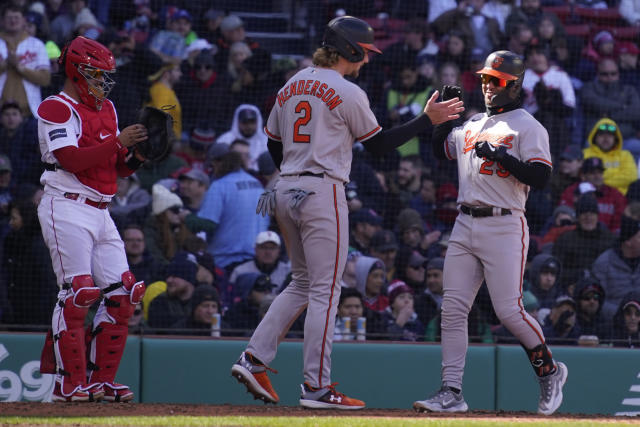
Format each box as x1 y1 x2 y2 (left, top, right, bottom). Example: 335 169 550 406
267 139 283 170
499 154 551 189
431 122 453 160
362 114 431 156
53 138 122 173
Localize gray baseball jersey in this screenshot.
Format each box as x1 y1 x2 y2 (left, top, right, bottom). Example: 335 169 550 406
439 108 553 390
248 66 381 388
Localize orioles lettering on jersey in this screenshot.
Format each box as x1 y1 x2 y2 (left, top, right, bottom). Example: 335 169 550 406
463 131 514 154
276 79 343 111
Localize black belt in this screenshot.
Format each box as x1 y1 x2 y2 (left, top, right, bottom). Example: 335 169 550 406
283 172 324 178
460 205 511 217
44 163 64 172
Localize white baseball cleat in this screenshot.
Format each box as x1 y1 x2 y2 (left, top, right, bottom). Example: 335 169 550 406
413 385 469 413
537 361 568 415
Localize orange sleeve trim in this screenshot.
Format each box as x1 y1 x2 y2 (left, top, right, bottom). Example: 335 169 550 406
527 157 553 167
264 127 281 141
356 125 382 142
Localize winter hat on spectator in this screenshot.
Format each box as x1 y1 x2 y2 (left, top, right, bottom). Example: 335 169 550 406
191 284 219 309
619 215 640 243
220 15 244 32
575 193 599 216
151 184 183 215
257 151 276 176
387 280 413 306
74 8 101 31
397 208 424 234
426 257 444 271
166 251 198 285
623 300 640 312
350 208 383 227
617 41 640 56
436 183 458 204
190 127 216 150
553 205 576 222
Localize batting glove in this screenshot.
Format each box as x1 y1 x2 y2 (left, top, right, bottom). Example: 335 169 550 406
256 189 277 217
475 140 507 161
283 188 316 209
442 85 462 101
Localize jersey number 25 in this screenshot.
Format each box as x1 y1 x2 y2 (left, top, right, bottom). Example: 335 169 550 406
479 160 510 178
293 101 311 143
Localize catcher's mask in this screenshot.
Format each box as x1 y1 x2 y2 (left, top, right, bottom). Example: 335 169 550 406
59 36 116 111
476 50 524 108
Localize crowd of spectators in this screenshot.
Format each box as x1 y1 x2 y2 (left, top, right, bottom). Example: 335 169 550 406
0 0 639 348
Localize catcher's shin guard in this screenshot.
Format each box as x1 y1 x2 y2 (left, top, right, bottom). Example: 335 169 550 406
88 272 144 401
51 275 102 398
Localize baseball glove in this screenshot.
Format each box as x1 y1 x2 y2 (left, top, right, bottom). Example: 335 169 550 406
135 106 173 162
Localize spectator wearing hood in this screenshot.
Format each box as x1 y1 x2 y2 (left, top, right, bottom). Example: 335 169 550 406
592 215 640 321
147 251 198 330
573 275 607 341
527 254 563 313
224 272 275 336
583 118 637 195
553 193 616 284
354 256 388 312
606 292 640 348
559 157 627 232
174 284 226 336
380 280 424 341
580 57 640 159
109 173 151 229
215 104 267 171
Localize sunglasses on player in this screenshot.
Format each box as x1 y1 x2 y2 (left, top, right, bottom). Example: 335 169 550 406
480 74 508 87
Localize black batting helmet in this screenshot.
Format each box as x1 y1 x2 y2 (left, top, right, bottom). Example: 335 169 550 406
476 50 524 107
322 16 382 63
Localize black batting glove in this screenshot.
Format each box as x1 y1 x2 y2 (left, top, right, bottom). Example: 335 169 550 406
475 140 507 161
442 85 462 101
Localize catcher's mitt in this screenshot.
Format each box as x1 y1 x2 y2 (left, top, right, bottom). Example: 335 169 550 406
136 106 173 162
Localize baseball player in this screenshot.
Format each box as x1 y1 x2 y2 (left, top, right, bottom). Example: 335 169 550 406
412 51 567 415
36 36 148 402
231 16 463 409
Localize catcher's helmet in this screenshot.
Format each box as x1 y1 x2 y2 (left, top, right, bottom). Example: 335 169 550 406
322 16 381 63
59 36 116 111
476 50 524 107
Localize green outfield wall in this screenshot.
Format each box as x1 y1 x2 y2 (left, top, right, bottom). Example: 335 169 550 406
0 333 637 415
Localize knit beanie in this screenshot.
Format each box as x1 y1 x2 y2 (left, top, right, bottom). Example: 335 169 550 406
152 184 183 215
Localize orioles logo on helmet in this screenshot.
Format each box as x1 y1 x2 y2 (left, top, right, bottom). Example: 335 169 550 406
491 56 504 69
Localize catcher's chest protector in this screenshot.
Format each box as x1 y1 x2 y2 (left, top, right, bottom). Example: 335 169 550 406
65 96 121 195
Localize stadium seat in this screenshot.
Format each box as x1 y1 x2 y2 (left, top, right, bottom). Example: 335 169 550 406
574 7 623 26
542 5 573 24
564 24 591 38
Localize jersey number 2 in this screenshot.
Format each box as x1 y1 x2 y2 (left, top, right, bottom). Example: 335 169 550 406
293 101 311 143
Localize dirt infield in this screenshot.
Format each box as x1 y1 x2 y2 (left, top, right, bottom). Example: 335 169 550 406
0 402 631 420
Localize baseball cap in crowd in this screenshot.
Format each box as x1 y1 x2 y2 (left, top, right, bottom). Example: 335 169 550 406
370 229 398 253
540 257 560 275
553 205 576 223
189 43 215 61
257 151 276 176
350 208 383 226
619 214 640 242
408 250 427 269
553 295 577 309
426 257 444 271
255 230 281 246
580 157 605 173
387 279 413 306
238 108 258 123
166 251 198 285
151 183 183 215
178 167 210 187
220 15 244 32
617 41 640 55
172 9 192 22
575 193 599 216
0 154 12 172
207 143 230 162
522 291 539 312
559 145 583 161
191 284 220 309
576 276 605 301
205 9 224 21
